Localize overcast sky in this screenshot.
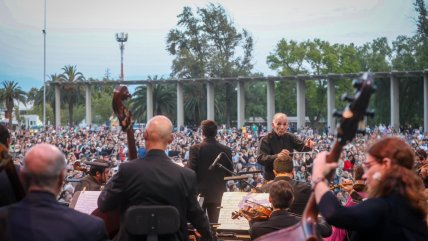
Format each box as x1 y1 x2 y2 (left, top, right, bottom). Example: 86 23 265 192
0 0 418 91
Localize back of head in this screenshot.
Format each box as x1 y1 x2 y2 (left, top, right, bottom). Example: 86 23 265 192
367 137 427 218
0 124 10 147
269 180 294 209
144 115 173 150
201 120 217 138
22 143 66 190
273 156 293 174
88 159 109 176
367 137 414 169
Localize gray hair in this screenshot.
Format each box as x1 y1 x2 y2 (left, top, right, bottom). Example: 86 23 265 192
22 144 66 188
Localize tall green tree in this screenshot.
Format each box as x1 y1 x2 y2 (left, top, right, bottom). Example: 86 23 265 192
267 39 362 127
166 3 254 126
59 65 85 126
0 80 27 128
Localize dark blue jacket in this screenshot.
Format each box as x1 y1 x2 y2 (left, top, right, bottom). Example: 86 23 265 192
0 191 108 241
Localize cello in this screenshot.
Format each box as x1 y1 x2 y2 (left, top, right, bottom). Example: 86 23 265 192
91 85 137 238
256 73 375 241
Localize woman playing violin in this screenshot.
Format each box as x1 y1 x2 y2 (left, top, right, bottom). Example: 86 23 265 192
312 137 428 241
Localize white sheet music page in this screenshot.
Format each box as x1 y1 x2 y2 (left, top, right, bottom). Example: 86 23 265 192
217 192 269 231
73 191 101 214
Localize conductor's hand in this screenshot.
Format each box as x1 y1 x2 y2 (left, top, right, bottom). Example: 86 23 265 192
277 149 290 161
305 138 314 149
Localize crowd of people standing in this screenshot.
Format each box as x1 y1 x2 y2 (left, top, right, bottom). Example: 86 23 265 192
1 115 427 241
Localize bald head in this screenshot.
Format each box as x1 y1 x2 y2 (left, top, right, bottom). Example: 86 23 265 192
22 144 66 192
144 115 173 150
272 113 289 136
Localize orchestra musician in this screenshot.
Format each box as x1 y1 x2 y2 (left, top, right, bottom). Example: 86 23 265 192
75 159 111 191
257 113 314 181
0 143 108 241
0 124 19 207
97 115 212 241
312 137 428 241
187 119 233 223
260 155 312 216
249 180 299 240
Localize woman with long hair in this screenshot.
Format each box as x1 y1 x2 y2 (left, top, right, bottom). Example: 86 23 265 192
312 137 428 241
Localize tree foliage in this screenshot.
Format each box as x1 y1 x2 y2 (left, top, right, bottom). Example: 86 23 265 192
0 80 27 127
166 3 254 126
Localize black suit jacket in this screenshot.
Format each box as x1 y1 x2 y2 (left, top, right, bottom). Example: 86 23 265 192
0 191 108 241
261 176 311 216
257 132 310 180
249 210 300 240
98 149 212 241
0 170 17 207
188 137 232 203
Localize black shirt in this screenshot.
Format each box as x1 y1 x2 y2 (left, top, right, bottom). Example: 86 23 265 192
319 191 428 241
257 132 310 180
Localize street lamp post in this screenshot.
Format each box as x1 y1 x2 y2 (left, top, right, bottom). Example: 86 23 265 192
43 0 47 127
115 32 128 81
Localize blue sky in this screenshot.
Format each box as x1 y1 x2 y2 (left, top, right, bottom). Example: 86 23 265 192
0 0 417 91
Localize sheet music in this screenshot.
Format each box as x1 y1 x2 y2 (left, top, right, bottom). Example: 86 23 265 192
217 192 269 231
72 191 101 214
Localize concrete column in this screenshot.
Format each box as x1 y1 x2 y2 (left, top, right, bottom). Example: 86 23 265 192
206 81 215 120
146 83 153 121
327 78 336 133
177 82 184 129
424 70 428 132
237 81 245 128
390 74 400 130
296 79 306 130
85 85 92 126
267 80 275 132
55 85 61 127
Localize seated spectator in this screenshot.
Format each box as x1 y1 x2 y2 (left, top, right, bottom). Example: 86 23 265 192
0 143 108 241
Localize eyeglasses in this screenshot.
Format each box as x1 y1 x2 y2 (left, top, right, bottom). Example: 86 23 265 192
362 160 379 171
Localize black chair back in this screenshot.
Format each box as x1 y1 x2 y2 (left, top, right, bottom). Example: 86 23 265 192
124 205 180 241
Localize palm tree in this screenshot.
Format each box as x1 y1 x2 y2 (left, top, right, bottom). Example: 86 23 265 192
130 76 176 123
59 65 85 126
0 80 27 128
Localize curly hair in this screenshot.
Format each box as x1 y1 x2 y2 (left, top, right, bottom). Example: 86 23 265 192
367 137 427 221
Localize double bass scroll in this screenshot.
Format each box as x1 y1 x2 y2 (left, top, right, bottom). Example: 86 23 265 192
90 85 137 238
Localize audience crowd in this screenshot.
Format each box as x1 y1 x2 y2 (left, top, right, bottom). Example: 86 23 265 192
6 123 428 203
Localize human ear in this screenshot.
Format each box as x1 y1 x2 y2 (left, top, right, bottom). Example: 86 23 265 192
382 158 392 169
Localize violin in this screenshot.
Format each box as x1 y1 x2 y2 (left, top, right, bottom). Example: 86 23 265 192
231 200 272 221
329 179 354 191
73 161 89 174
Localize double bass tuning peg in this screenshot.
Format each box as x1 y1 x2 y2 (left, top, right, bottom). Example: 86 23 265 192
352 79 362 89
340 93 354 103
365 110 375 118
332 110 343 118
